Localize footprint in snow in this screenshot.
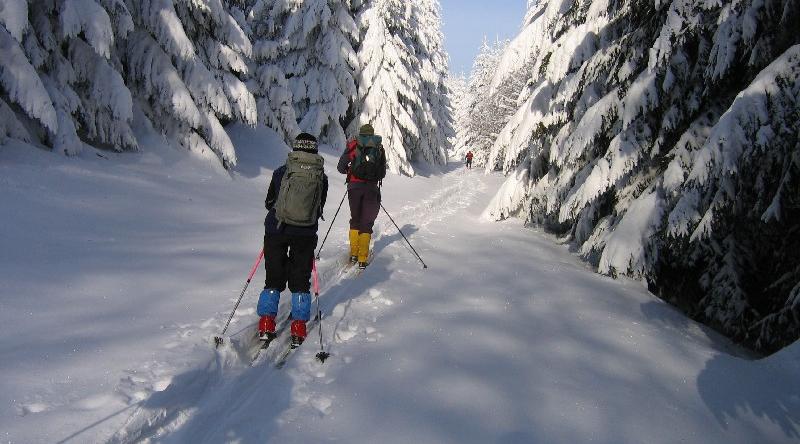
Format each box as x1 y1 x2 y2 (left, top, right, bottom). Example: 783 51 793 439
72 393 118 411
17 403 49 416
199 317 217 328
336 323 359 342
310 396 333 415
369 289 393 306
116 374 150 403
236 307 256 316
152 378 172 392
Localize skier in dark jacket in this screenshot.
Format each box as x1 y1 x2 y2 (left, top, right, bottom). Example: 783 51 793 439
337 124 385 269
465 150 474 169
257 133 328 347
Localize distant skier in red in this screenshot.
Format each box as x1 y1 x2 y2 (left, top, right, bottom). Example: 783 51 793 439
465 150 474 169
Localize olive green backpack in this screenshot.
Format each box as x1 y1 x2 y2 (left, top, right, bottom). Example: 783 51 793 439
275 151 325 227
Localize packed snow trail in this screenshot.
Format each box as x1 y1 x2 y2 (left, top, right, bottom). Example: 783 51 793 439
111 168 799 442
109 157 483 442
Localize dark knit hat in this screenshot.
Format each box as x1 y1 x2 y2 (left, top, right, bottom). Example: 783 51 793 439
293 132 318 152
358 124 375 136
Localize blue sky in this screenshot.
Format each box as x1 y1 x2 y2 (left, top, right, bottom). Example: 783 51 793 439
439 0 529 75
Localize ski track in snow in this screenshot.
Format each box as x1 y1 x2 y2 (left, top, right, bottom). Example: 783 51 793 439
108 163 800 444
109 168 482 443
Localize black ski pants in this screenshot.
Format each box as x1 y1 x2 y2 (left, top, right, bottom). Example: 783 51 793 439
348 184 381 234
263 232 317 293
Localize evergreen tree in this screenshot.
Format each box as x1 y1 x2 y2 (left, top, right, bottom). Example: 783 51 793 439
2 0 453 175
483 0 548 173
247 0 359 148
125 0 254 168
282 0 359 149
457 39 508 169
413 0 453 165
482 0 800 352
247 0 301 141
1 0 136 155
446 72 470 158
349 0 452 175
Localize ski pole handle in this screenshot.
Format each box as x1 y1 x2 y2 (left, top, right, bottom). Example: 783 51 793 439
311 257 320 295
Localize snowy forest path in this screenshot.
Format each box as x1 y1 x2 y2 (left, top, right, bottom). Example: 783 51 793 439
110 164 800 444
107 164 484 442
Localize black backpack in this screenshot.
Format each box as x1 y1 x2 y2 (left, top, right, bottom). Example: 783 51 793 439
350 135 386 181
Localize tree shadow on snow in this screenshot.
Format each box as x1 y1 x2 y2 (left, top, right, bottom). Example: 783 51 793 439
638 301 752 357
231 144 289 179
697 351 800 441
227 123 290 179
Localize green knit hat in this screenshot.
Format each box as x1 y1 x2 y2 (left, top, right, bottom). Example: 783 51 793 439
359 124 375 136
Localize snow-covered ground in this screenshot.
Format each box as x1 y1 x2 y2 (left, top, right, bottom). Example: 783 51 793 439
1 122 798 443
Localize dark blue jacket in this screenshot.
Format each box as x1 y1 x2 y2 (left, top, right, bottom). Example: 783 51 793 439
264 164 329 237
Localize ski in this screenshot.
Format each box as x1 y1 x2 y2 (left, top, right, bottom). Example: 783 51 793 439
249 315 292 366
274 346 294 369
354 262 369 275
249 333 278 366
273 335 312 369
273 314 320 369
352 258 373 277
348 251 373 277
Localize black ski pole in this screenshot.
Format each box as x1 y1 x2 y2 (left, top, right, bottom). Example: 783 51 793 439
380 203 428 269
214 249 264 348
312 258 330 362
316 190 348 259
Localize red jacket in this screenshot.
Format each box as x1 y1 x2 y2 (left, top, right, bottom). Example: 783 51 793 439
337 139 372 184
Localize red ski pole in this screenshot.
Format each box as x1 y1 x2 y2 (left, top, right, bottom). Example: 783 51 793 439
214 248 264 348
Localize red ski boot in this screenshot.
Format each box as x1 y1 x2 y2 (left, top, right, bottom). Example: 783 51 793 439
290 320 307 348
258 315 276 341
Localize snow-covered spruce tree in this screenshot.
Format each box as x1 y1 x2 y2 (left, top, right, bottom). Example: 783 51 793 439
666 46 800 349
124 0 254 168
246 0 300 141
446 72 469 158
455 2 542 172
480 1 549 174
482 0 800 352
278 0 359 149
0 0 136 155
287 0 359 147
413 0 454 165
457 37 535 171
480 57 536 171
349 0 452 175
454 39 506 168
